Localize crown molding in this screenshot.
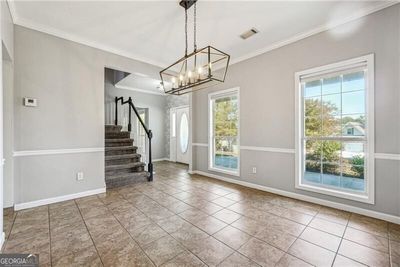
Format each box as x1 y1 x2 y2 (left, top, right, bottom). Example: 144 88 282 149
229 1 398 66
7 1 398 69
115 84 165 96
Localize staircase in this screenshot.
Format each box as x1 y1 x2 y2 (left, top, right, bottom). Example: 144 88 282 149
105 125 148 188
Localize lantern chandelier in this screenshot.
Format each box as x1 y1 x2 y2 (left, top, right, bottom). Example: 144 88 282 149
160 0 230 95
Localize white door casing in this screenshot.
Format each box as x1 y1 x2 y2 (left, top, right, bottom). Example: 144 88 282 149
169 108 177 162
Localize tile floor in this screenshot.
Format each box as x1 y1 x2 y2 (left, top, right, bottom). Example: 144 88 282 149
2 161 400 266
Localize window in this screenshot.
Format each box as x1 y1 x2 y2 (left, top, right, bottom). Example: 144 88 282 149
295 55 374 204
347 128 354 135
180 113 189 153
209 88 240 176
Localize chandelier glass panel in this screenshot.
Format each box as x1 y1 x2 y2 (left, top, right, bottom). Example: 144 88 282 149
160 0 230 95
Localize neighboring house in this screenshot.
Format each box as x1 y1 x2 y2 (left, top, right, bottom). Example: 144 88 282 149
343 122 365 136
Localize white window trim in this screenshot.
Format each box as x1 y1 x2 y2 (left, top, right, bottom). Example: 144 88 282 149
208 87 240 177
295 54 375 204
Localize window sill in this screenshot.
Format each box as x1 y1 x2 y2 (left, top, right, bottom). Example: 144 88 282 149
295 182 374 204
208 167 240 177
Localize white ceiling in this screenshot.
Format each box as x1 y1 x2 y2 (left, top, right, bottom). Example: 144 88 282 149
116 74 166 95
10 1 394 69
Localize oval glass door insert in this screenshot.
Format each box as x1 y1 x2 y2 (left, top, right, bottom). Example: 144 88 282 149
180 113 189 153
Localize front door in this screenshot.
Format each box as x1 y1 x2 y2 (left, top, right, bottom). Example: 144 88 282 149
170 106 189 164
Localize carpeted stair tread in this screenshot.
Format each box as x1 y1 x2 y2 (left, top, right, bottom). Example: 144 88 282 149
105 162 145 171
105 145 138 151
105 138 133 143
105 154 141 160
105 125 123 132
105 131 130 139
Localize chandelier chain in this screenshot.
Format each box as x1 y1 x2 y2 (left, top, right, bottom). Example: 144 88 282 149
185 7 188 56
194 2 197 51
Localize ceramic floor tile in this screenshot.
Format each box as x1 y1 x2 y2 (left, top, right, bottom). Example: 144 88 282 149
389 223 400 242
300 227 342 252
224 193 245 202
211 197 237 208
130 223 168 246
275 253 313 267
231 216 264 236
178 208 208 224
99 239 154 267
171 224 209 251
239 237 285 267
390 240 400 267
197 202 224 215
348 214 388 238
143 235 185 266
191 236 234 266
161 251 205 267
218 252 260 267
332 255 366 267
309 217 346 237
280 209 313 225
156 215 192 234
51 229 95 259
288 239 336 267
213 225 251 250
344 226 389 252
316 207 350 225
265 216 305 237
4 162 397 266
338 239 390 267
212 208 242 224
255 227 297 251
51 246 102 267
193 216 227 235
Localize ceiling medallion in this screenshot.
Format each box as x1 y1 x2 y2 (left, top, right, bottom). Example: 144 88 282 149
160 0 230 95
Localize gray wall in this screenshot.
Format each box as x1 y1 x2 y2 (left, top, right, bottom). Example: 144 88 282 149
104 69 167 160
13 25 162 204
192 5 400 216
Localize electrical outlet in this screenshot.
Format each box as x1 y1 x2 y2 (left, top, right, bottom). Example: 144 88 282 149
252 167 257 174
76 172 84 181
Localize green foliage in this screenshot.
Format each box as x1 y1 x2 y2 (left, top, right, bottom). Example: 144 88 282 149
214 97 238 137
318 141 341 162
305 98 340 137
214 97 238 153
351 156 364 177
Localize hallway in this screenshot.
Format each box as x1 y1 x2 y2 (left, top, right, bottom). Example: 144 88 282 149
3 162 399 266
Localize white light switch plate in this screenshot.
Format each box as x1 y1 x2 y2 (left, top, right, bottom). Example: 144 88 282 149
76 172 84 181
24 97 38 107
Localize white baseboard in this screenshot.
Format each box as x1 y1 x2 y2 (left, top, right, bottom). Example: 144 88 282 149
192 170 400 224
153 158 169 162
14 187 106 211
0 232 5 251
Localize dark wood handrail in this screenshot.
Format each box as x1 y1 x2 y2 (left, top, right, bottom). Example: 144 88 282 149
115 96 153 181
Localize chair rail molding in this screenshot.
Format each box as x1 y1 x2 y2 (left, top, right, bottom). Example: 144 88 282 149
13 147 104 157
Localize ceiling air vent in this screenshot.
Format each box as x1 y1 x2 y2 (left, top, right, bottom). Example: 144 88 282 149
240 28 259 40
